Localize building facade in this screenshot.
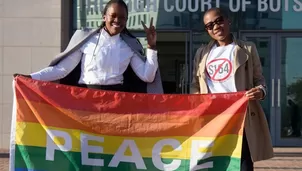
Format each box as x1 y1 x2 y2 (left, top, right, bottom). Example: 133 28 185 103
0 0 302 151
0 0 62 151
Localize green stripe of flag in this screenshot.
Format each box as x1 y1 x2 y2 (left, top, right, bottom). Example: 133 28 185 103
14 145 240 171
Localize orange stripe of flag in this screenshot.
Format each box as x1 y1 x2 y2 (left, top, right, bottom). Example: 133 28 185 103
16 99 245 137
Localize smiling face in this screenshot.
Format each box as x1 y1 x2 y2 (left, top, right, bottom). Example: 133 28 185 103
103 3 127 36
203 10 230 42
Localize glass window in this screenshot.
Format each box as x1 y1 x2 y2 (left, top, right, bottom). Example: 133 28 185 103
138 14 141 25
72 0 302 31
133 15 136 26
261 13 269 19
174 16 180 26
128 16 132 27
239 0 302 30
143 14 147 23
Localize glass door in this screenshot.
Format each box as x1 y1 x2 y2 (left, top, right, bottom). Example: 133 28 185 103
132 31 192 94
275 33 302 146
242 32 302 146
241 33 277 145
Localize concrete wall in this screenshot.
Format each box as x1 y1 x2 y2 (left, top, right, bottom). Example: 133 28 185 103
0 0 61 150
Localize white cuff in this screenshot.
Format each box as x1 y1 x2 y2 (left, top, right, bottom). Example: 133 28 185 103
258 85 266 100
30 73 41 80
146 48 158 59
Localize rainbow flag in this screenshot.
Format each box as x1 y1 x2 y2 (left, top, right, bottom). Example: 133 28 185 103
10 76 248 171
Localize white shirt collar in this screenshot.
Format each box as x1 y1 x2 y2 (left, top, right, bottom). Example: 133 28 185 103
100 28 121 43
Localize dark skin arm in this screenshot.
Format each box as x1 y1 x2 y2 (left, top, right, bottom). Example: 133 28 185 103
245 87 264 100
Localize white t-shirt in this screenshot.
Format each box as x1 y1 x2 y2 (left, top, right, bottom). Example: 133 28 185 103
206 42 237 93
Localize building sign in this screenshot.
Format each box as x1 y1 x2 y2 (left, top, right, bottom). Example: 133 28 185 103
85 0 302 12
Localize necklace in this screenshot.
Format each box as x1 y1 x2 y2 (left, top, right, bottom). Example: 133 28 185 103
92 32 101 59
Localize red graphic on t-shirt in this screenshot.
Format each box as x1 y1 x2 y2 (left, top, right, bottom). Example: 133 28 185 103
206 58 232 81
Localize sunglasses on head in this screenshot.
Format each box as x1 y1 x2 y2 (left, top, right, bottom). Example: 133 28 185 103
204 16 225 30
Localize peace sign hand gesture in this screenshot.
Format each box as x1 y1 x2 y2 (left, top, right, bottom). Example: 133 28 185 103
141 17 157 49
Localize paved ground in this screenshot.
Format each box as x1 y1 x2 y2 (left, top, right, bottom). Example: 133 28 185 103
0 148 302 171
254 148 302 171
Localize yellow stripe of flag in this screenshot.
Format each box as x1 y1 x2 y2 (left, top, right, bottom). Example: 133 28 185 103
16 122 242 159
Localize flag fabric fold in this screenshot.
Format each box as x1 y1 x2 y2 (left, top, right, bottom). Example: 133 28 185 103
10 76 248 171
